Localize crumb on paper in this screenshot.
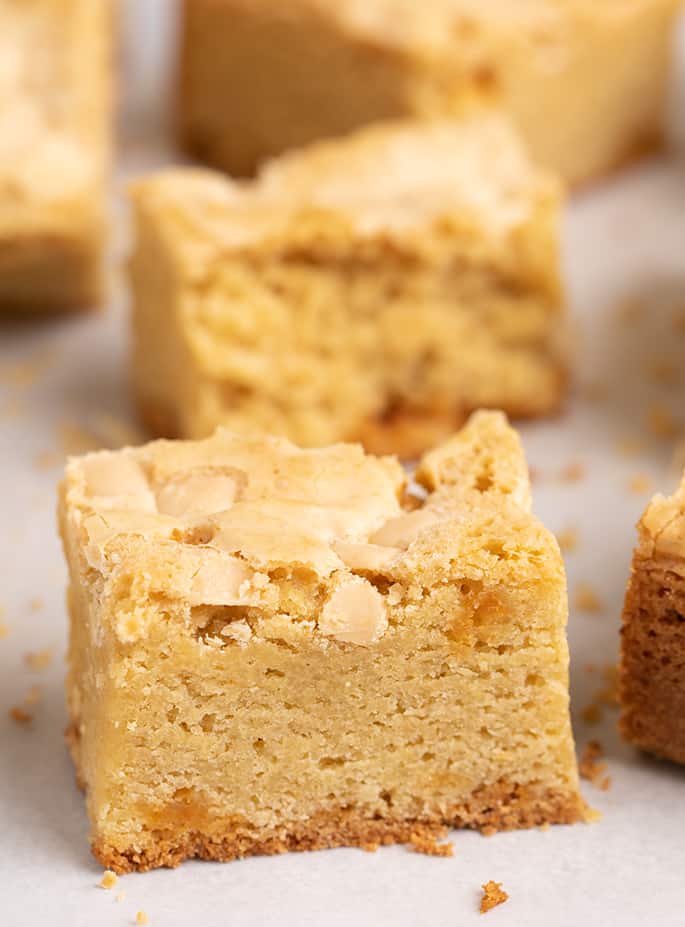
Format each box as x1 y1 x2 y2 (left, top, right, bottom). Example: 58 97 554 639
582 664 620 722
627 473 652 495
556 527 578 554
616 436 645 459
115 892 125 903
24 648 53 671
615 296 645 324
580 381 608 402
559 461 585 483
29 597 44 613
24 685 43 707
646 358 680 387
9 706 33 725
646 404 679 440
579 741 611 790
574 583 603 614
480 881 508 914
409 832 454 857
0 349 56 389
0 621 8 640
136 912 149 925
99 870 118 890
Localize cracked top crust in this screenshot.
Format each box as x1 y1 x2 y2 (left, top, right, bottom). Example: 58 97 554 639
61 412 550 646
131 115 560 257
636 480 685 566
0 0 109 211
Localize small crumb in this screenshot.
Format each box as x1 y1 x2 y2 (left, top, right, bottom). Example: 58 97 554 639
24 685 43 707
559 461 585 483
136 912 149 925
409 833 454 857
24 648 54 671
99 870 118 890
556 527 578 554
581 703 602 725
615 296 645 324
574 583 603 614
480 881 508 914
615 436 645 459
646 404 680 440
627 474 652 495
360 841 379 853
29 597 44 613
580 380 608 402
0 621 8 640
116 892 125 903
579 741 611 790
9 706 33 725
646 357 680 387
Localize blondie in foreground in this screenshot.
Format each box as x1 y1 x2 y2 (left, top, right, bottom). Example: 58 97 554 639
59 412 586 873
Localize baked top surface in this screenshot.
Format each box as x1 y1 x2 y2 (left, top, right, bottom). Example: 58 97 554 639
636 478 685 561
61 412 549 642
288 0 681 49
132 116 559 252
0 0 107 208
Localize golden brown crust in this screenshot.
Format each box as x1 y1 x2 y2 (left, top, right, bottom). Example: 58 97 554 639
620 558 685 765
92 782 587 874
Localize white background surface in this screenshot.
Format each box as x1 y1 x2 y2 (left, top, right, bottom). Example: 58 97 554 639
2 4 685 925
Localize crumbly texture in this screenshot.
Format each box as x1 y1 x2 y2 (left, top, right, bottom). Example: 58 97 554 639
99 870 118 890
131 117 565 456
178 0 680 186
578 741 611 791
480 880 509 914
620 484 685 764
60 411 586 873
0 0 111 314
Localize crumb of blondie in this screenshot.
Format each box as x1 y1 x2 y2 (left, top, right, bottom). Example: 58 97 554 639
574 584 603 614
24 685 43 707
646 404 680 440
559 462 586 483
24 648 54 671
555 527 578 554
581 665 619 725
0 621 8 639
99 870 118 890
29 597 44 613
627 474 652 495
136 911 149 925
581 703 602 725
480 881 509 914
409 833 454 857
9 706 33 725
579 741 611 790
538 822 550 832
616 436 645 459
646 358 680 387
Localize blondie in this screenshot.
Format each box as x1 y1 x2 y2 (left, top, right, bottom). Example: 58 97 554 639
60 411 586 873
620 479 685 764
0 0 111 313
131 116 564 457
179 0 681 186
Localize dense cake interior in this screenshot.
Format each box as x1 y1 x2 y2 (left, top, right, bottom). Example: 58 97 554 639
131 118 564 454
61 413 585 872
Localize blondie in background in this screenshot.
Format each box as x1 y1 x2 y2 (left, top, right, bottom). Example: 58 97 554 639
2 2 685 925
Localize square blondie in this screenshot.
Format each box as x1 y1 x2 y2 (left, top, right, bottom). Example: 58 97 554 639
60 411 586 873
620 478 685 764
131 115 565 457
0 0 112 314
179 0 681 186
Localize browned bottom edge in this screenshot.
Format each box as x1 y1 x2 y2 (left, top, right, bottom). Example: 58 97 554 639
136 376 567 460
91 783 587 875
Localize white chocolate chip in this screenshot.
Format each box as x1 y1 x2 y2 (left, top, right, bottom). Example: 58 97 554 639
155 466 245 517
319 577 387 646
332 540 402 572
81 455 155 511
370 507 441 549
